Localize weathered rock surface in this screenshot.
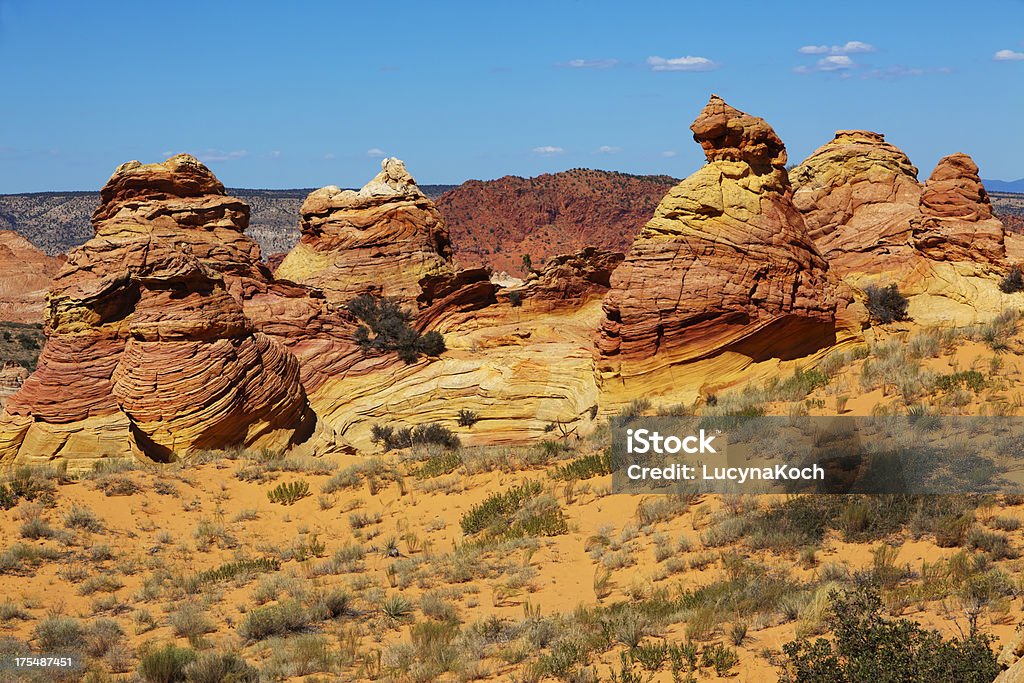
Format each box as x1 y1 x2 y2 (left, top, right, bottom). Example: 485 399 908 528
0 231 62 323
500 247 623 311
0 364 28 408
790 130 922 273
598 95 845 405
0 155 329 469
792 132 1016 324
275 158 454 306
913 153 1006 263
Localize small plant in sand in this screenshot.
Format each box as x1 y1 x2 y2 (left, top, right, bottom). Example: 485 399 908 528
267 480 310 505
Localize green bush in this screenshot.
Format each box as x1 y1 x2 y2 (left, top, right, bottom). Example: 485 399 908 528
194 557 280 586
138 644 197 683
460 481 567 538
550 451 614 481
457 409 479 427
371 422 460 452
934 371 986 393
267 480 310 505
780 587 998 683
33 616 85 652
414 451 462 479
865 284 910 324
348 294 446 363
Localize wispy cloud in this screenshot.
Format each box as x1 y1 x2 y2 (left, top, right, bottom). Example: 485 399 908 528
864 65 953 79
323 153 336 161
596 145 622 154
646 55 720 72
366 148 386 158
559 58 618 69
532 146 565 155
794 55 856 74
994 49 1024 61
196 149 249 163
270 150 282 159
660 150 678 158
798 41 875 55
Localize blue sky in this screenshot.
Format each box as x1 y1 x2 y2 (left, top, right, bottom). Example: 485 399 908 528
1 0 1022 192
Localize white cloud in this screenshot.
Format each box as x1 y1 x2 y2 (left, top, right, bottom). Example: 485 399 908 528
646 55 720 72
366 148 386 158
865 65 953 79
531 146 565 155
794 55 856 74
798 41 875 55
196 149 248 163
561 58 618 69
323 153 336 161
994 49 1024 61
596 145 622 154
660 150 678 158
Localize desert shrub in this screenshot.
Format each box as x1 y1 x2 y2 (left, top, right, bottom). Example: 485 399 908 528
348 294 446 363
965 527 1017 560
380 594 414 620
780 586 998 683
0 467 56 510
0 542 62 574
170 604 215 644
85 618 124 658
195 557 280 586
457 409 480 427
138 643 197 683
63 505 104 532
934 371 986 393
865 284 909 324
700 643 739 676
33 615 86 652
414 451 462 479
267 480 309 505
371 422 460 452
508 290 523 307
183 651 258 683
550 451 614 481
460 481 567 538
238 600 309 642
999 265 1024 293
776 367 830 400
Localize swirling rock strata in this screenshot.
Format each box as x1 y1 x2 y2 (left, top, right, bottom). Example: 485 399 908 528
598 95 843 404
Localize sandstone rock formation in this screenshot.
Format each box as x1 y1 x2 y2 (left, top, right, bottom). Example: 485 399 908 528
913 152 1006 263
0 155 330 470
0 364 28 409
275 158 454 306
500 247 623 311
436 169 676 274
598 95 846 405
0 231 62 323
790 130 922 273
791 132 1015 324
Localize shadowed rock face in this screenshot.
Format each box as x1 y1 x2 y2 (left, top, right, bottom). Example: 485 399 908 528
913 153 1006 264
0 155 331 469
598 96 841 402
275 158 456 306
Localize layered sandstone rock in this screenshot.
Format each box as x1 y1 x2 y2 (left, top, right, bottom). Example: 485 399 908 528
501 247 623 311
0 155 327 469
792 132 1015 324
275 158 454 306
0 231 62 323
598 95 844 405
0 364 28 408
913 152 1006 263
790 130 922 272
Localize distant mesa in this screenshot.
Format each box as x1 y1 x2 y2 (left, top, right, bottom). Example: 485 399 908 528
436 168 676 275
0 230 62 323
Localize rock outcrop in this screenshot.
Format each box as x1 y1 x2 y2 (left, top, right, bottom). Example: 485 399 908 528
598 95 845 405
0 155 329 470
0 231 62 323
0 364 28 409
436 170 676 274
275 158 454 306
791 132 1015 324
913 152 1006 264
